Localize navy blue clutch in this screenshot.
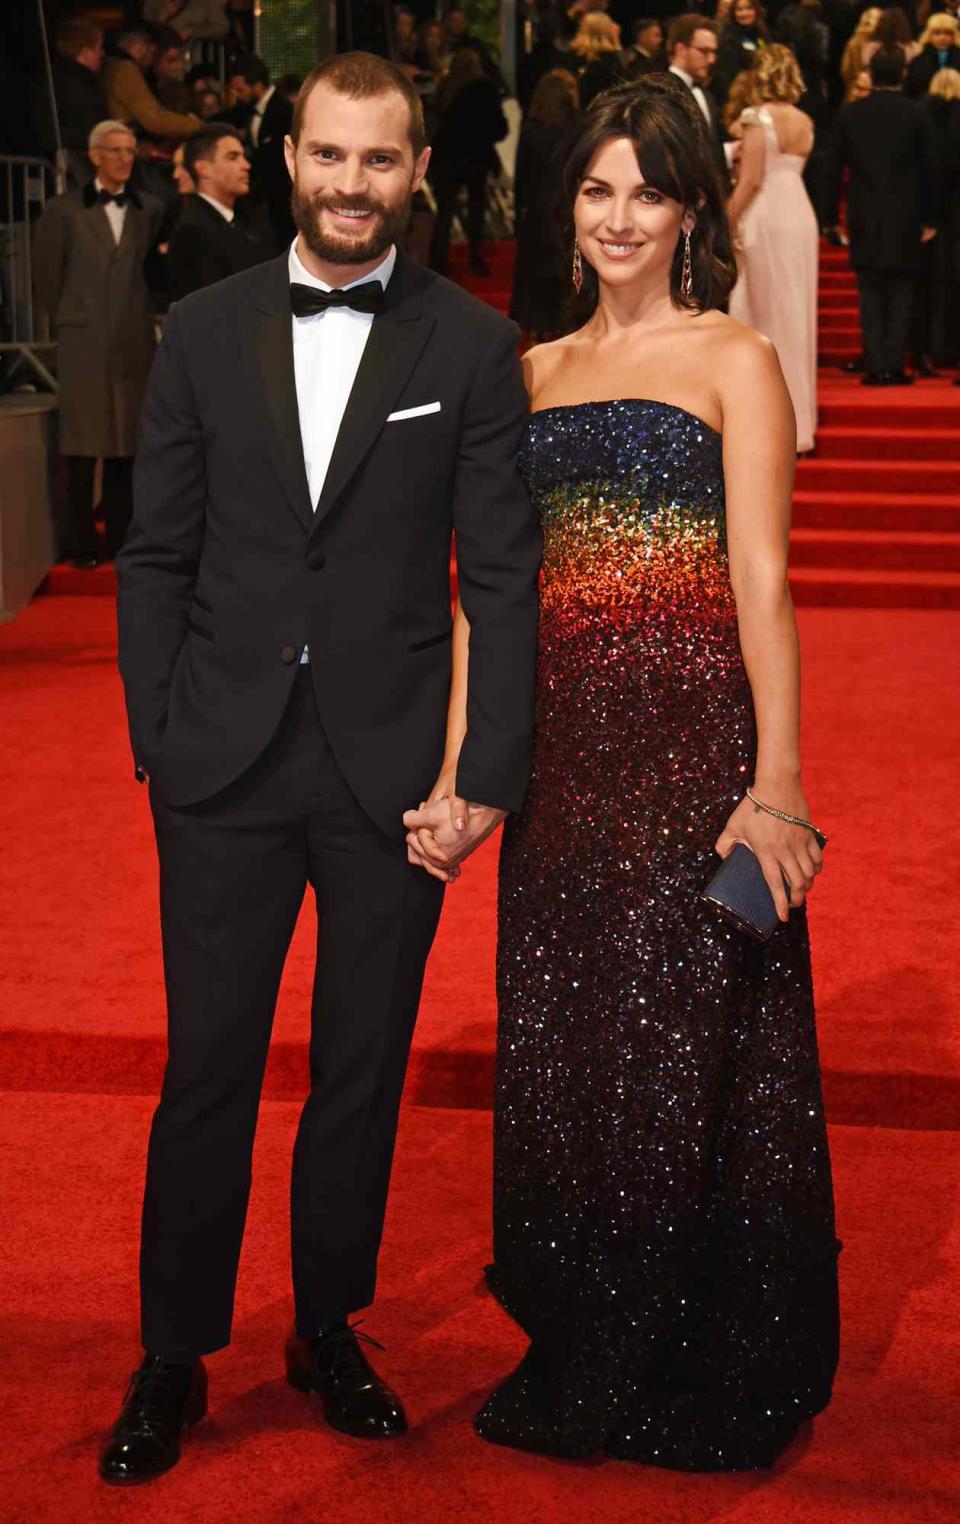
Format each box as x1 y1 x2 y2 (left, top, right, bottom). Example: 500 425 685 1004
701 832 827 944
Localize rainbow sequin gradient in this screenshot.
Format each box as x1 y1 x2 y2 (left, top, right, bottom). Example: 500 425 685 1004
488 400 839 1468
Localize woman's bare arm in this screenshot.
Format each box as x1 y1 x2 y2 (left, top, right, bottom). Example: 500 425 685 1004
714 328 823 918
728 119 766 225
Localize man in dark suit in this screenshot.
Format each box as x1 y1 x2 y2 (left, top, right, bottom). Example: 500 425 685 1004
102 52 541 1486
227 52 295 247
166 123 275 299
33 120 162 565
667 13 730 190
827 45 939 385
43 16 108 186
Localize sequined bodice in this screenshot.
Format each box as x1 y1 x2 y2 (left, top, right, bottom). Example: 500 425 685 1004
520 398 723 507
519 399 735 684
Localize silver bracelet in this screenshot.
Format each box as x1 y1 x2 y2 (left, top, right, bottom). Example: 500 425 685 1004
746 787 824 840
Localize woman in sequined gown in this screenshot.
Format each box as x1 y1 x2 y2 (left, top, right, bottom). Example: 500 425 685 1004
407 79 840 1470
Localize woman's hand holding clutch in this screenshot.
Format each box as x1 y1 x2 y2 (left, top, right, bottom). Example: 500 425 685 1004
714 786 824 924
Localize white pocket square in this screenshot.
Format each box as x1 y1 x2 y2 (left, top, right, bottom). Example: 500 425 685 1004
386 402 441 423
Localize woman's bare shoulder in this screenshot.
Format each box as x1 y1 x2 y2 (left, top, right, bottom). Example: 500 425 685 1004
521 334 579 405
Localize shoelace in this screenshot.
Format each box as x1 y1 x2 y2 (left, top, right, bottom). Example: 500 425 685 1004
123 1362 185 1434
321 1319 385 1380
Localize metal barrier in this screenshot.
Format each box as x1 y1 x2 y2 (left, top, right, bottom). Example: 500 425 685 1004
0 156 58 392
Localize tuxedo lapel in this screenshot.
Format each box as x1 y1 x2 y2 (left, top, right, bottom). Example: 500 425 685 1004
312 253 435 529
252 255 314 532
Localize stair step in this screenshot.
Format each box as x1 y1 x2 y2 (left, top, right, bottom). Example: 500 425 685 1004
819 308 862 328
819 290 860 310
790 527 960 571
818 401 960 429
793 489 960 533
789 565 960 608
814 425 960 461
796 458 960 493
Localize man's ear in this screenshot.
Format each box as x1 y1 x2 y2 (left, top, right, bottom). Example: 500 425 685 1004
283 133 296 184
412 145 432 194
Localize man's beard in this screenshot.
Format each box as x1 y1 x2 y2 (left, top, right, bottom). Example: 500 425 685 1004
291 182 413 266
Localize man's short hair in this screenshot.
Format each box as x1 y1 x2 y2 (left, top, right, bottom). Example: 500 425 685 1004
184 123 242 180
869 44 906 87
291 51 427 156
88 119 136 150
634 17 660 40
56 18 103 60
667 13 718 53
229 52 270 88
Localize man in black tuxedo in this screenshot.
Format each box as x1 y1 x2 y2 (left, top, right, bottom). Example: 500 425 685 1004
827 45 939 385
166 123 275 299
227 52 295 248
102 52 541 1486
667 13 730 191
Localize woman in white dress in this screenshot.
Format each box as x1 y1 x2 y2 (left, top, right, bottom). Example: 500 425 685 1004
728 44 818 452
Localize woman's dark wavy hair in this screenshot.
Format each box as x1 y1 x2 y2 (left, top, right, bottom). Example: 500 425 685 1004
561 75 737 317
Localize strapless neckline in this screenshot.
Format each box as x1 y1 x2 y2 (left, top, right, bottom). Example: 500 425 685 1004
529 397 721 440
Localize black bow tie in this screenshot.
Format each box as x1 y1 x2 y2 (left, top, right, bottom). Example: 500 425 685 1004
289 281 385 319
97 188 129 208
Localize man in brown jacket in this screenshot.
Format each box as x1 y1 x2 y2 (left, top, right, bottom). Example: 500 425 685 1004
103 25 200 144
33 121 163 565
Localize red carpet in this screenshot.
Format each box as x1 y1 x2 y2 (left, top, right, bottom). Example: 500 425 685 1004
1 241 959 1520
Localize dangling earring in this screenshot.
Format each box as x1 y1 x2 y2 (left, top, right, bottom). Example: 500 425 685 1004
681 228 694 300
572 238 583 295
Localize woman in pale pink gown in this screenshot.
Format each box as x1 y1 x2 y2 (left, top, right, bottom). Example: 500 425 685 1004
728 46 818 452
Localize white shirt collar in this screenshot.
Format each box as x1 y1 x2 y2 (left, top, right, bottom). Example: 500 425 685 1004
254 83 276 117
669 64 696 89
199 192 235 223
94 177 127 197
288 239 397 296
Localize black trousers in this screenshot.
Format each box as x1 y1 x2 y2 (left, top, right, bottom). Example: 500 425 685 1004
856 269 914 375
141 671 445 1360
65 455 133 560
428 160 488 273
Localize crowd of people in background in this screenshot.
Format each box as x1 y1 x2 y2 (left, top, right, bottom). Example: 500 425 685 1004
17 1 960 564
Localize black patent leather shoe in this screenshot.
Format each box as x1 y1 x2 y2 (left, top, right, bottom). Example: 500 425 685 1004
286 1322 407 1438
99 1355 207 1486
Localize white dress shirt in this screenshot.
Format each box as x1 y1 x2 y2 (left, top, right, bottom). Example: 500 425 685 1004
198 192 235 223
289 237 397 661
249 83 276 148
669 65 712 128
95 178 127 244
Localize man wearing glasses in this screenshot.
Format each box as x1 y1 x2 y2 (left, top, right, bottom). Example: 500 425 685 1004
33 122 162 567
667 14 730 188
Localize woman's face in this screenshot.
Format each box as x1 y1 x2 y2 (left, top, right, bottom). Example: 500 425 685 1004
735 0 758 26
930 24 954 48
575 137 688 294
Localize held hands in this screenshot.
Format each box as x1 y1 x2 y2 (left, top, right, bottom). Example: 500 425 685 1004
403 767 506 885
715 785 824 923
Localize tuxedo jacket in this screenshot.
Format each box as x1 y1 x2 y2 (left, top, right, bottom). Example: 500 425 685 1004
165 194 276 301
250 89 295 246
669 70 730 193
116 252 542 836
827 93 939 272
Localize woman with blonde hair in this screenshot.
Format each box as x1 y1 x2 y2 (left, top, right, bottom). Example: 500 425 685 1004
728 44 818 452
841 7 883 91
568 11 628 107
906 12 960 93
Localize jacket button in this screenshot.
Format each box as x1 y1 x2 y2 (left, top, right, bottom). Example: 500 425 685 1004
280 645 299 664
307 548 326 570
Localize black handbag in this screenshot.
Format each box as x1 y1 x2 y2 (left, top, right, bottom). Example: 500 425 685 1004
701 804 828 944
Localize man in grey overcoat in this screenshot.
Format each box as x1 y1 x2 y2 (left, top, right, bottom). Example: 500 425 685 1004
33 120 162 565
